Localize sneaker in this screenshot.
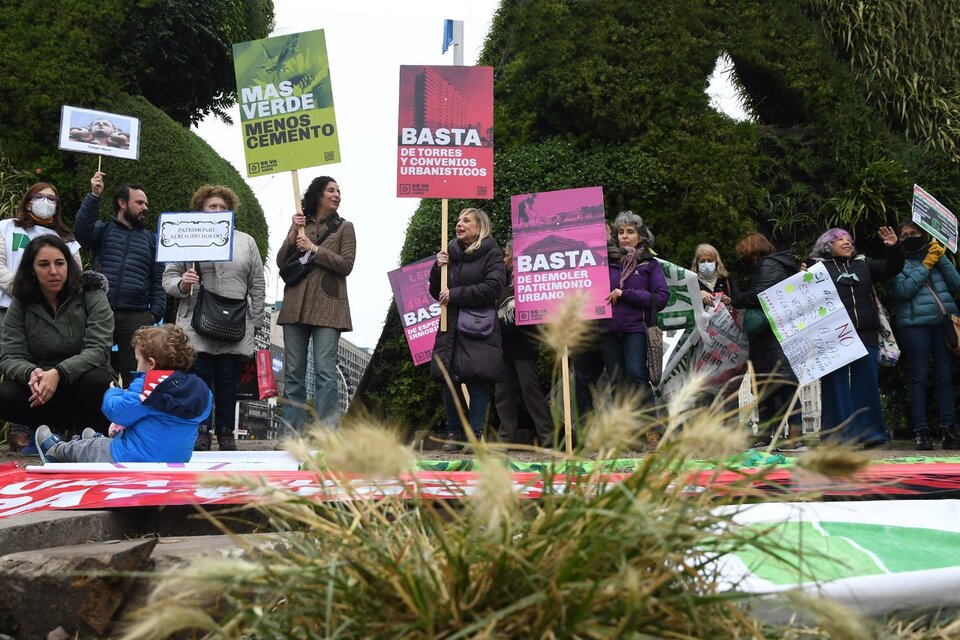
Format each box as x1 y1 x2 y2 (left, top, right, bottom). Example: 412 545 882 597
81 428 104 439
194 425 212 451
916 433 934 451
943 428 960 450
34 425 62 464
217 433 237 451
749 437 773 450
776 440 809 452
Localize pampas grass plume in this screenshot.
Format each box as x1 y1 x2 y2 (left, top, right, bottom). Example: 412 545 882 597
797 446 870 479
539 291 592 354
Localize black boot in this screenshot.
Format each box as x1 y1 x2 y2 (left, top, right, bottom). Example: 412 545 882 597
942 427 960 450
916 430 934 451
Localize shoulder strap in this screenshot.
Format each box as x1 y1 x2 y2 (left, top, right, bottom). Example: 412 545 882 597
314 214 343 248
925 281 948 316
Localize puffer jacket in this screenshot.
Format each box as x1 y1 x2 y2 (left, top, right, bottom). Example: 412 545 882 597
163 231 266 355
0 271 114 385
74 193 165 320
731 250 798 357
811 242 904 347
598 249 669 334
429 236 506 383
891 252 960 327
104 370 212 463
498 268 539 361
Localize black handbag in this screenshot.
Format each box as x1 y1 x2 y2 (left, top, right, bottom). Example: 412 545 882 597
190 263 247 343
279 214 343 288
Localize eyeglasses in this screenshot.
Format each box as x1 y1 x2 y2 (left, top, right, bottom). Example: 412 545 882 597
31 194 58 204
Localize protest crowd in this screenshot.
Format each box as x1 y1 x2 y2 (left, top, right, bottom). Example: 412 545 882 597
2 164 959 458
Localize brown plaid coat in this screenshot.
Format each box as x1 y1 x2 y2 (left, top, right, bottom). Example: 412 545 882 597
276 215 355 331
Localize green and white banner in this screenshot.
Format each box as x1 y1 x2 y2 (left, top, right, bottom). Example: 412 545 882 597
233 29 340 177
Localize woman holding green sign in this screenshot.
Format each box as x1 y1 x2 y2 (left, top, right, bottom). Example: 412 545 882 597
809 226 903 447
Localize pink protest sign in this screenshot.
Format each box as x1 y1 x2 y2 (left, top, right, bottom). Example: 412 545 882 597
388 257 440 365
510 187 611 326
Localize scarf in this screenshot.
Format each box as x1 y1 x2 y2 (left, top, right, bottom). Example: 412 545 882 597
28 214 54 227
699 275 719 291
619 246 640 288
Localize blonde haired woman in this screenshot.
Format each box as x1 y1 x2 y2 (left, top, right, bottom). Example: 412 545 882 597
691 243 735 308
430 208 506 451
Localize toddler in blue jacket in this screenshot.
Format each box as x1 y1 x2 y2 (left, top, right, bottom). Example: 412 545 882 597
36 325 212 463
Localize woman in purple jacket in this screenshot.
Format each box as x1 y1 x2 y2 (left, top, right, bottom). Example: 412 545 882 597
598 211 669 404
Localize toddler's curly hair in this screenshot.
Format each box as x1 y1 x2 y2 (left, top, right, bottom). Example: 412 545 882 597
131 325 196 371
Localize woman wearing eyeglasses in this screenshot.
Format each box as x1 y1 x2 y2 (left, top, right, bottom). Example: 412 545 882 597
0 182 82 451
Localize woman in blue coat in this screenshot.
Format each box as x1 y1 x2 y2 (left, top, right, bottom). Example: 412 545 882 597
890 221 960 450
597 211 669 405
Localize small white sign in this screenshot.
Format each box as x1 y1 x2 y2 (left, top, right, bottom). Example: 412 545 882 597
156 211 235 263
58 105 141 161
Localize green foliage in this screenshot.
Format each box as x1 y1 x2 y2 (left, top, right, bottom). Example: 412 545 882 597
116 0 275 125
0 154 40 220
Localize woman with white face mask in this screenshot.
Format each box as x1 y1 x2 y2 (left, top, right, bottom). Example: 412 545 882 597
0 182 82 452
691 243 735 309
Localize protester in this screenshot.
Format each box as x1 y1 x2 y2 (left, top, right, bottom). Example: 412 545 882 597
692 243 736 309
74 171 165 386
731 233 800 447
890 221 960 450
0 182 83 450
34 324 212 463
809 226 903 446
494 241 554 448
163 185 265 451
276 176 355 431
0 235 114 438
597 211 669 413
430 207 506 451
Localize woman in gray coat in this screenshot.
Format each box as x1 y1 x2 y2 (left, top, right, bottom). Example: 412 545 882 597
430 207 505 451
163 185 266 451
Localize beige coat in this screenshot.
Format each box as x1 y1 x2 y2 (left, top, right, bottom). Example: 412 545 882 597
163 231 266 355
276 215 355 331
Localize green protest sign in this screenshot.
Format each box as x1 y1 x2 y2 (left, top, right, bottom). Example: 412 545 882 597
912 184 958 252
233 29 340 178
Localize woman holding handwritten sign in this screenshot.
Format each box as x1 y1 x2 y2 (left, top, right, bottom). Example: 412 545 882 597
809 227 903 446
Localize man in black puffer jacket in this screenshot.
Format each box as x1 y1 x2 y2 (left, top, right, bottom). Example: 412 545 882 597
74 171 165 386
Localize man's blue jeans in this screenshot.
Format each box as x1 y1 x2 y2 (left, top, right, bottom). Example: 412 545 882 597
282 324 341 432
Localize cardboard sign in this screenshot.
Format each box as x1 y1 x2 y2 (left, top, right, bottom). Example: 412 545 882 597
397 65 493 199
388 257 440 365
758 262 867 385
58 105 141 160
912 184 958 252
156 211 234 262
509 187 610 325
233 29 340 177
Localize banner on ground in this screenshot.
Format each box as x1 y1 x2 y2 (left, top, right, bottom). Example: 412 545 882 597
388 257 439 365
510 187 610 326
397 65 493 199
758 262 866 385
155 211 234 262
912 184 958 253
233 29 340 177
58 105 141 161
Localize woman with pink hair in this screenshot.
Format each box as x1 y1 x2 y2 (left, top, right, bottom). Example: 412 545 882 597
808 226 903 446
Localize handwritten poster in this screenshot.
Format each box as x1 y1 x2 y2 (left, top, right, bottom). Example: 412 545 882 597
388 257 439 365
510 187 610 325
758 262 866 385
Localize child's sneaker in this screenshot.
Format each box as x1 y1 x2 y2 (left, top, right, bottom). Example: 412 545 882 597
35 425 62 464
81 428 104 439
194 425 212 451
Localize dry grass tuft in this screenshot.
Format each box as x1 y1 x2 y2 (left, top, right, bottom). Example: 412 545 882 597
538 291 593 355
307 417 414 478
797 445 871 479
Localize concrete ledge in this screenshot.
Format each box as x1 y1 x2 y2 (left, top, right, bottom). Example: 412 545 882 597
0 510 135 555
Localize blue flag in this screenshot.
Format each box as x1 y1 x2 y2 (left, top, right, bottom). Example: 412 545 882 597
442 19 454 54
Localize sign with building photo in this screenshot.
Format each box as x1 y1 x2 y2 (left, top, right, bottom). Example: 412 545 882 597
509 187 610 326
156 211 234 262
396 65 493 199
912 184 958 253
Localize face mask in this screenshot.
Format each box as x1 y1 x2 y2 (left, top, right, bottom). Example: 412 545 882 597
30 198 56 220
902 236 925 253
698 261 716 277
